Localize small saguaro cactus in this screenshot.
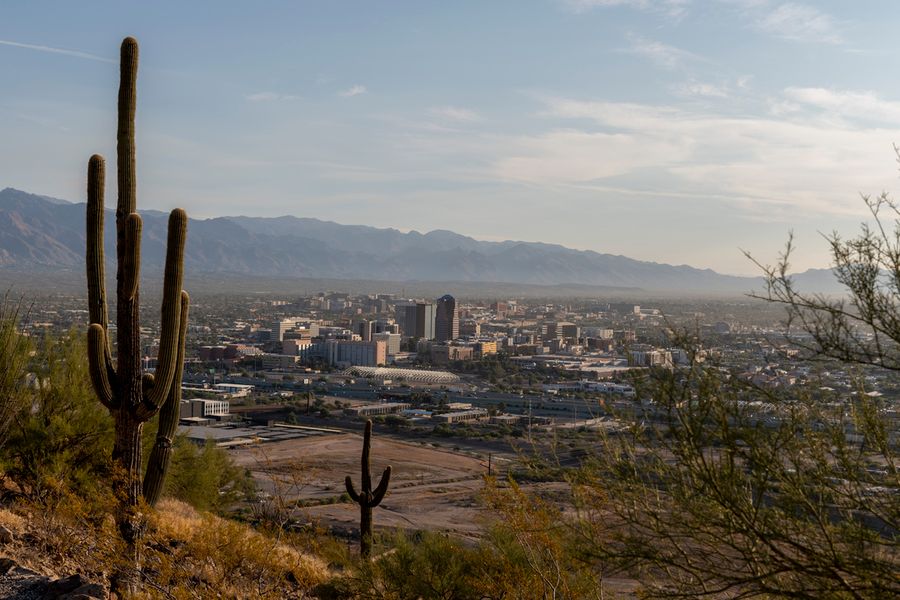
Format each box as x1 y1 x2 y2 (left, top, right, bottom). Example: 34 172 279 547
85 36 189 564
345 419 392 557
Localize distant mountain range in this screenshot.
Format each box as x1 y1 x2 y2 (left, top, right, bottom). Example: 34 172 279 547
0 187 842 294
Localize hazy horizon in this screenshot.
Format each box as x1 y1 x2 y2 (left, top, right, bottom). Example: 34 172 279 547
4 1 900 275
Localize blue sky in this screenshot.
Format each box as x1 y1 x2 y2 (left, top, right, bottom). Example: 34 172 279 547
3 1 900 275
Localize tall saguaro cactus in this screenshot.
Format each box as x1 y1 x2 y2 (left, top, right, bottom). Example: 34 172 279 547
85 36 189 569
345 419 392 557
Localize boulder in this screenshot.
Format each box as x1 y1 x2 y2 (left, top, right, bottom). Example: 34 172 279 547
0 525 14 544
0 558 16 575
58 582 108 599
44 574 84 597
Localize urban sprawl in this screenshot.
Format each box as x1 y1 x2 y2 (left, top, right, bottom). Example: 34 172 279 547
25 291 900 447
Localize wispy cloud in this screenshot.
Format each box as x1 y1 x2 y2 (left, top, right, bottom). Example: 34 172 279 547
493 93 900 217
622 33 705 70
245 91 301 102
754 3 842 44
430 106 482 122
339 84 368 97
0 39 113 63
563 0 690 18
673 80 730 98
783 87 900 124
0 105 70 132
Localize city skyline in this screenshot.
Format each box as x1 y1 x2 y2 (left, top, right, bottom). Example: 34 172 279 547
3 1 900 275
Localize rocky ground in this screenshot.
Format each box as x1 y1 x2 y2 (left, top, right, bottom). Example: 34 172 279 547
0 524 107 599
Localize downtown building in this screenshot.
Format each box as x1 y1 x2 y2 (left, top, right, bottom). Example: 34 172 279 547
301 339 387 367
396 301 436 340
435 294 459 342
373 332 401 356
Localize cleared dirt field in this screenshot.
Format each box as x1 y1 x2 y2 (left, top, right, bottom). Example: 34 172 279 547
230 433 495 538
230 432 641 597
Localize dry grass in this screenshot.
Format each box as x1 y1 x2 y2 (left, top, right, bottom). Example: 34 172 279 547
0 496 330 599
142 498 329 598
0 507 26 534
0 495 121 583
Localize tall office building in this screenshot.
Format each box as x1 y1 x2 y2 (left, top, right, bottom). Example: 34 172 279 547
435 294 459 342
416 303 436 340
396 303 417 337
373 319 398 335
396 301 435 339
354 319 374 341
270 318 298 342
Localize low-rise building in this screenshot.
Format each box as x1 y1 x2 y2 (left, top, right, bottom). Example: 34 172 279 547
628 349 673 368
180 398 230 420
283 338 313 356
302 339 387 367
260 353 300 370
199 345 227 361
490 414 522 426
213 383 253 397
475 340 498 357
432 408 488 424
373 332 401 356
431 344 474 365
344 402 411 417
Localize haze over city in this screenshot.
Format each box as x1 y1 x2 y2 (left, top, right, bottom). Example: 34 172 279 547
4 1 900 275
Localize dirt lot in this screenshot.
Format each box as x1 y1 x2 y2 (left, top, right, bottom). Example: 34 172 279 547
230 432 497 538
230 431 640 596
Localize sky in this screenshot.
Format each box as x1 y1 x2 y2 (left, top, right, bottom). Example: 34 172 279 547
3 1 900 275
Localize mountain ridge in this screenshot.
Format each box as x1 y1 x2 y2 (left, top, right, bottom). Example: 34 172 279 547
0 187 840 294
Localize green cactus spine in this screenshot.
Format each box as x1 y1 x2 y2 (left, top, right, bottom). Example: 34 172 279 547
345 419 392 557
85 37 189 575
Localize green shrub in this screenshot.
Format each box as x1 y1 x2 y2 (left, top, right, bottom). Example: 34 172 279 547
2 329 114 504
164 437 256 513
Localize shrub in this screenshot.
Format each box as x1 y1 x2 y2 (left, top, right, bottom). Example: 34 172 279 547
2 329 114 504
164 437 255 514
0 293 31 449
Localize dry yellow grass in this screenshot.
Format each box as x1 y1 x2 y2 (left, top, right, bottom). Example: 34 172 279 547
144 498 330 598
0 496 330 599
0 507 26 534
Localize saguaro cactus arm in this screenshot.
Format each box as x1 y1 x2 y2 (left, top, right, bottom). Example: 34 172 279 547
372 465 392 505
136 210 187 419
86 154 117 405
344 475 361 503
86 154 109 330
135 286 187 421
87 324 115 409
143 291 189 506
